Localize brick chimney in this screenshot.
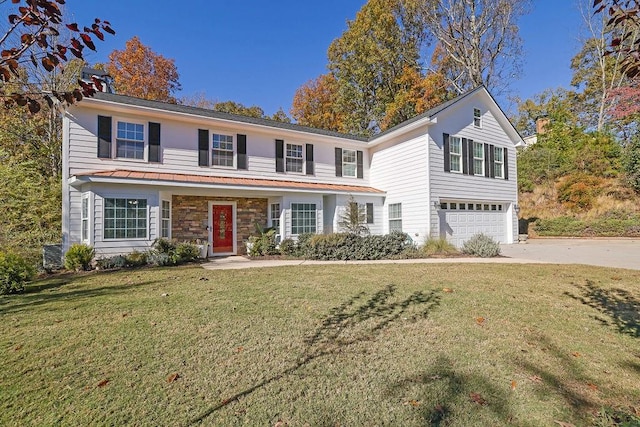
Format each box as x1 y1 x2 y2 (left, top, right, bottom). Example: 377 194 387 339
536 116 550 135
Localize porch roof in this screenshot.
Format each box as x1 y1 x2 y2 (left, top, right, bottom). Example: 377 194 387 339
72 169 385 195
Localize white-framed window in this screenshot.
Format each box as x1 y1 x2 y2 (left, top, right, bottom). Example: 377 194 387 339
366 203 374 224
81 193 89 242
474 108 482 128
342 149 357 177
291 203 316 234
103 198 147 239
494 146 504 178
212 133 234 167
116 121 145 159
449 136 462 173
270 203 281 229
286 143 303 173
388 203 402 232
473 141 484 176
161 199 171 239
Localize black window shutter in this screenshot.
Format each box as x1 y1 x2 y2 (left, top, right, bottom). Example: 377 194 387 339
335 147 343 177
198 129 209 166
97 115 112 158
504 148 509 180
489 144 496 178
366 203 374 224
462 138 469 175
467 139 475 175
275 139 284 172
443 133 450 172
237 134 247 170
305 143 314 175
357 150 364 179
148 122 161 162
483 143 490 177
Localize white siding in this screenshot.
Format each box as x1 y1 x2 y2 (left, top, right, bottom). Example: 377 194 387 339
370 132 430 242
333 194 384 236
427 92 518 243
66 108 370 186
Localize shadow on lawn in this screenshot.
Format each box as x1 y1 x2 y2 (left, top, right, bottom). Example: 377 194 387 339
188 284 441 426
564 279 640 338
0 269 167 315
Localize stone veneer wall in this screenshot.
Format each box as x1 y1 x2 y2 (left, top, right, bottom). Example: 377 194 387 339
172 195 268 255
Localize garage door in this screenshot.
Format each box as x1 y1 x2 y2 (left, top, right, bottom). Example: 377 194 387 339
440 202 506 247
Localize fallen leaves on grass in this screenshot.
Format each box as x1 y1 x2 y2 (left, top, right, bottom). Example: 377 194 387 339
469 392 487 405
571 352 581 358
235 346 244 353
97 379 109 388
404 400 420 407
167 373 180 383
587 383 598 391
442 288 454 293
554 421 576 427
529 375 543 383
475 317 486 326
511 380 517 390
14 344 22 351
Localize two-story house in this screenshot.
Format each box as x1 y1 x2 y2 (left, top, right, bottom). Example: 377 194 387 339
62 86 523 257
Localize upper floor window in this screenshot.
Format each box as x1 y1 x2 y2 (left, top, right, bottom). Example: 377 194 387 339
116 121 144 159
449 136 462 173
342 149 357 177
473 141 484 176
473 108 482 128
494 146 504 178
286 143 303 173
212 133 234 167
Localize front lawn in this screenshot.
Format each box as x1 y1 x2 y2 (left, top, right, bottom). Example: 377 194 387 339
1 264 639 426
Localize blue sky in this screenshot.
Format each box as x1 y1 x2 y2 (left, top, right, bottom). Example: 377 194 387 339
68 1 585 116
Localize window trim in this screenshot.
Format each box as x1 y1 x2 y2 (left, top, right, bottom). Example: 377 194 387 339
449 136 463 173
494 146 505 179
342 148 357 178
285 143 304 174
103 197 149 240
473 108 482 128
81 193 90 243
388 203 402 232
161 199 171 239
473 141 484 176
114 118 146 161
211 132 235 168
291 202 316 235
270 203 281 230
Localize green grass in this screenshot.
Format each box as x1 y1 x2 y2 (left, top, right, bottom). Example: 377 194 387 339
1 264 639 426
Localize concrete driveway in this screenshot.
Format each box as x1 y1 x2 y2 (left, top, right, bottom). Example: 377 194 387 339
500 238 640 270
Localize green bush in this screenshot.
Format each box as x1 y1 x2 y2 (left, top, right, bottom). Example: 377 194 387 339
96 255 127 270
420 237 459 256
153 238 176 254
557 174 603 211
278 238 297 256
248 227 278 257
0 251 35 294
534 214 640 237
175 242 200 263
461 233 501 258
302 231 414 260
64 243 95 271
125 250 148 267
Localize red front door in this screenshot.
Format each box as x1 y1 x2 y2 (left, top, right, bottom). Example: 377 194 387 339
212 204 234 254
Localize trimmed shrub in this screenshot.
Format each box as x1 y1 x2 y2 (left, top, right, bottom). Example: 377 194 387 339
153 238 176 254
533 214 640 237
96 255 127 270
0 251 35 294
175 242 200 263
420 237 459 256
461 233 501 258
302 231 414 260
278 238 297 256
147 251 172 266
125 250 148 267
64 243 95 271
248 228 278 257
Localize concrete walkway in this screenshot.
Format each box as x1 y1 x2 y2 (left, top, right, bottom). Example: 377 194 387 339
201 238 640 271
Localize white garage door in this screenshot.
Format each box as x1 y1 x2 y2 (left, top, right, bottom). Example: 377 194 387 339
441 202 506 247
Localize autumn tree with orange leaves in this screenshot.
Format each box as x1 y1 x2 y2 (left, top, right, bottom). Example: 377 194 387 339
291 73 344 132
107 36 181 103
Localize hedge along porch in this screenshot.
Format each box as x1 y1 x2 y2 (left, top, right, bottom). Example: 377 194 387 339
171 195 267 256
